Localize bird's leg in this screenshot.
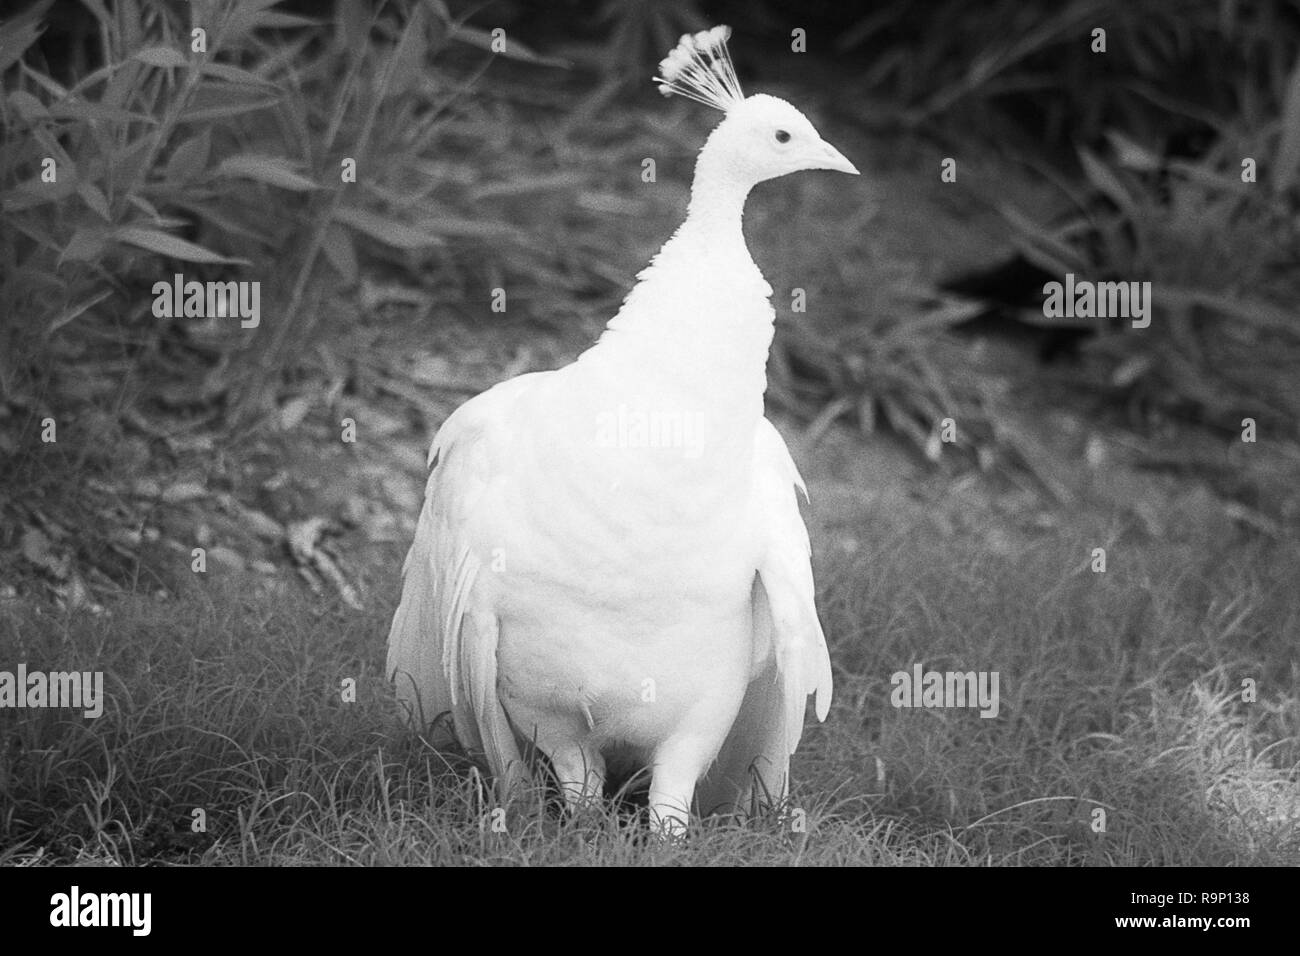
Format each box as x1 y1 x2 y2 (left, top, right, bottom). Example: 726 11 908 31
545 742 606 815
648 793 691 839
648 742 714 839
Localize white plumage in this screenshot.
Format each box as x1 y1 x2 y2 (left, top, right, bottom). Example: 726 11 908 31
387 25 857 832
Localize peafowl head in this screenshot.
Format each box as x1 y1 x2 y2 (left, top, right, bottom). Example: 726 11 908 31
654 26 859 189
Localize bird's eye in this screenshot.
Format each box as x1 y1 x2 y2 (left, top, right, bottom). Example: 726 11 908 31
774 129 791 144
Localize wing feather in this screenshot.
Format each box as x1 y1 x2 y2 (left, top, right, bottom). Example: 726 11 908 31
696 418 833 815
386 375 546 794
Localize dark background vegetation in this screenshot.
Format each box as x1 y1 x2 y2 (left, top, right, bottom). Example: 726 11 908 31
0 0 1297 864
3 0 1298 477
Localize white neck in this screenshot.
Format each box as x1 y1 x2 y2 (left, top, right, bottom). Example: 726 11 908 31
684 143 752 231
589 145 774 433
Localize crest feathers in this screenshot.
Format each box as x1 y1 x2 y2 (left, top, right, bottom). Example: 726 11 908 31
653 25 744 113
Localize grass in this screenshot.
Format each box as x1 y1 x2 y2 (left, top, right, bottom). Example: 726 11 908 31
2 498 1295 866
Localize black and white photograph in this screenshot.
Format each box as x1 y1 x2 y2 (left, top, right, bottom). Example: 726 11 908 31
0 0 1296 927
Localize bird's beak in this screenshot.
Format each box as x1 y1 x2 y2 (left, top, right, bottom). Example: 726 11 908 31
811 140 859 175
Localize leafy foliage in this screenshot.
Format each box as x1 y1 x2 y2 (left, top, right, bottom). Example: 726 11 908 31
0 0 560 417
1003 68 1300 435
2 0 1296 486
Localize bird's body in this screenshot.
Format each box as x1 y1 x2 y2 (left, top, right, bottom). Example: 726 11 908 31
387 27 855 831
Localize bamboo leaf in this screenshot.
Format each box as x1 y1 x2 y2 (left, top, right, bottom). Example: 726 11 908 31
49 288 113 332
200 61 276 86
7 89 49 122
1000 204 1085 272
76 182 112 221
180 88 280 122
128 194 164 221
133 46 190 69
214 154 319 191
164 130 212 182
20 61 67 100
256 12 322 29
333 207 445 249
1103 129 1161 172
48 99 157 125
447 24 569 68
113 226 249 264
60 227 109 263
1077 147 1136 217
